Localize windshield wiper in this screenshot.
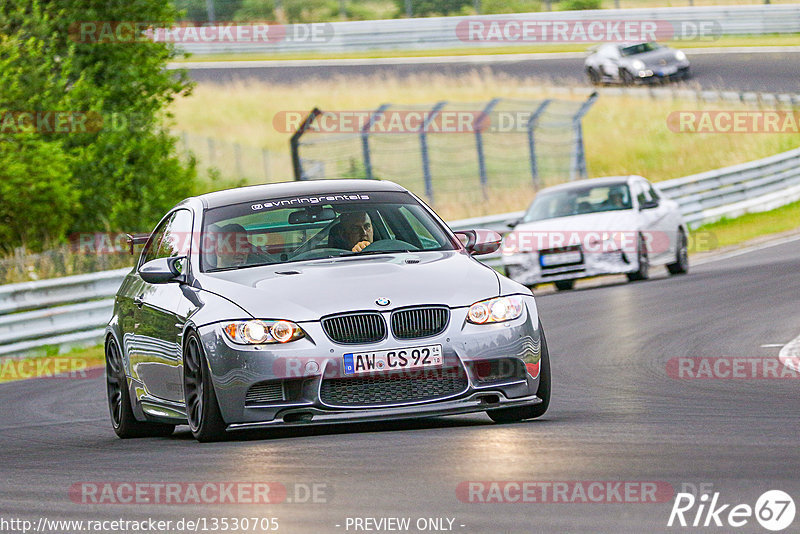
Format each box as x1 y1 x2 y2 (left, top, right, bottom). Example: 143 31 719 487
336 249 415 258
207 262 276 273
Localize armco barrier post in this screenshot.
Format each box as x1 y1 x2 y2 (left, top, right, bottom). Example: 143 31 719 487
476 98 500 199
291 107 322 181
569 92 598 181
361 104 390 180
419 101 446 203
527 99 551 188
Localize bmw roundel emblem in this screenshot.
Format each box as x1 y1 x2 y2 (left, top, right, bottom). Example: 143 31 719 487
376 297 390 306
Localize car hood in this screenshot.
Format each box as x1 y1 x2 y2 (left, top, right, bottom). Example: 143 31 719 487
506 210 641 252
196 251 500 322
627 48 681 66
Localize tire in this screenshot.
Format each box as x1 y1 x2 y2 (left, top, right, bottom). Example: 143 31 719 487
183 332 228 442
586 67 601 85
620 69 635 86
626 233 650 282
667 228 689 275
487 322 551 423
105 337 175 439
554 280 575 291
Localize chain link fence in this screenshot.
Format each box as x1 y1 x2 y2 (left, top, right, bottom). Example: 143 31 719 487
290 94 597 217
176 131 286 184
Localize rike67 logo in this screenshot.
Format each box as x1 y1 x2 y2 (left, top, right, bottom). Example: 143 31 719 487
668 490 796 531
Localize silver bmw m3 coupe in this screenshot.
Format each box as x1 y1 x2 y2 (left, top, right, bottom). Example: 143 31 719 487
106 180 550 441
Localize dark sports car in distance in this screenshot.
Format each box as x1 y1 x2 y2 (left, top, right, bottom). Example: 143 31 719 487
106 180 551 441
584 42 690 85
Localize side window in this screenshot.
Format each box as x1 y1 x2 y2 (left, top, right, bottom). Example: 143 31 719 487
398 206 439 249
635 182 653 207
159 210 193 259
139 210 193 268
140 214 173 267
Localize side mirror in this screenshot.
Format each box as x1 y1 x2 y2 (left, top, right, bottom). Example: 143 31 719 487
507 218 521 229
454 230 502 256
140 256 185 284
640 199 659 210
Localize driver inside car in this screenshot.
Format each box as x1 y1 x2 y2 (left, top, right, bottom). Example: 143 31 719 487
329 211 374 253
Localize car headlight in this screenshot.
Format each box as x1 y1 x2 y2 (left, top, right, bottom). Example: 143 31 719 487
467 296 524 324
222 320 305 344
631 59 645 71
675 50 686 61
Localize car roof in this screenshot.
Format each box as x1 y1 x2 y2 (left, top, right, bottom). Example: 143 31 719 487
194 179 408 209
538 176 643 193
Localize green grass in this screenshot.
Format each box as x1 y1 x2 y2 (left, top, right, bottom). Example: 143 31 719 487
690 199 800 253
172 34 800 63
0 345 104 384
170 73 800 220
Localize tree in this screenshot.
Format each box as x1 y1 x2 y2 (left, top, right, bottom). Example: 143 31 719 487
0 0 197 250
0 137 78 251
392 0 472 16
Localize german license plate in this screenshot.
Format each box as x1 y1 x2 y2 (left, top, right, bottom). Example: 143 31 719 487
343 344 443 375
540 251 582 267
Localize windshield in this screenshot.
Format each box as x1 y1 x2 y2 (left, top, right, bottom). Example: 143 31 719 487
523 184 633 222
201 190 456 272
620 42 662 56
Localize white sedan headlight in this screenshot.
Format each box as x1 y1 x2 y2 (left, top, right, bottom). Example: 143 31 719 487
467 296 524 324
222 320 304 344
675 50 686 61
631 59 645 70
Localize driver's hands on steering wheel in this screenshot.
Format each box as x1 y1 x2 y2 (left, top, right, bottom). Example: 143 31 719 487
352 240 371 253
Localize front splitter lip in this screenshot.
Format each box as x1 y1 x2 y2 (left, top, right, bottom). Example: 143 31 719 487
225 391 541 431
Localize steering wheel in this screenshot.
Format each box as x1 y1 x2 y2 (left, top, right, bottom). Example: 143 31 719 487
290 247 349 262
361 239 419 252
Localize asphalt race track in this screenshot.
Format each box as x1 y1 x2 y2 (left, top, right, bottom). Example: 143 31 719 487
2 237 799 533
184 50 800 94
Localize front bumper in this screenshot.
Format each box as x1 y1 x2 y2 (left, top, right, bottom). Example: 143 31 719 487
197 295 542 427
634 63 690 83
227 392 542 431
503 249 637 286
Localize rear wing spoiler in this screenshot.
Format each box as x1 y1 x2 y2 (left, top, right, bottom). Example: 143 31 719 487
125 233 150 255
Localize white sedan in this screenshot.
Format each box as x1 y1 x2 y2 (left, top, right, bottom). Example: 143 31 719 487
501 176 689 290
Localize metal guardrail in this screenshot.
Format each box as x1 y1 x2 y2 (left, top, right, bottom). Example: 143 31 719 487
0 268 129 358
178 5 800 55
657 147 800 226
1 145 799 358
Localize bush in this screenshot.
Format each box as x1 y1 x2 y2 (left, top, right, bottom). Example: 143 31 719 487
559 0 602 10
174 0 244 22
233 0 275 21
481 0 542 14
0 137 78 252
0 0 197 250
393 0 473 16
